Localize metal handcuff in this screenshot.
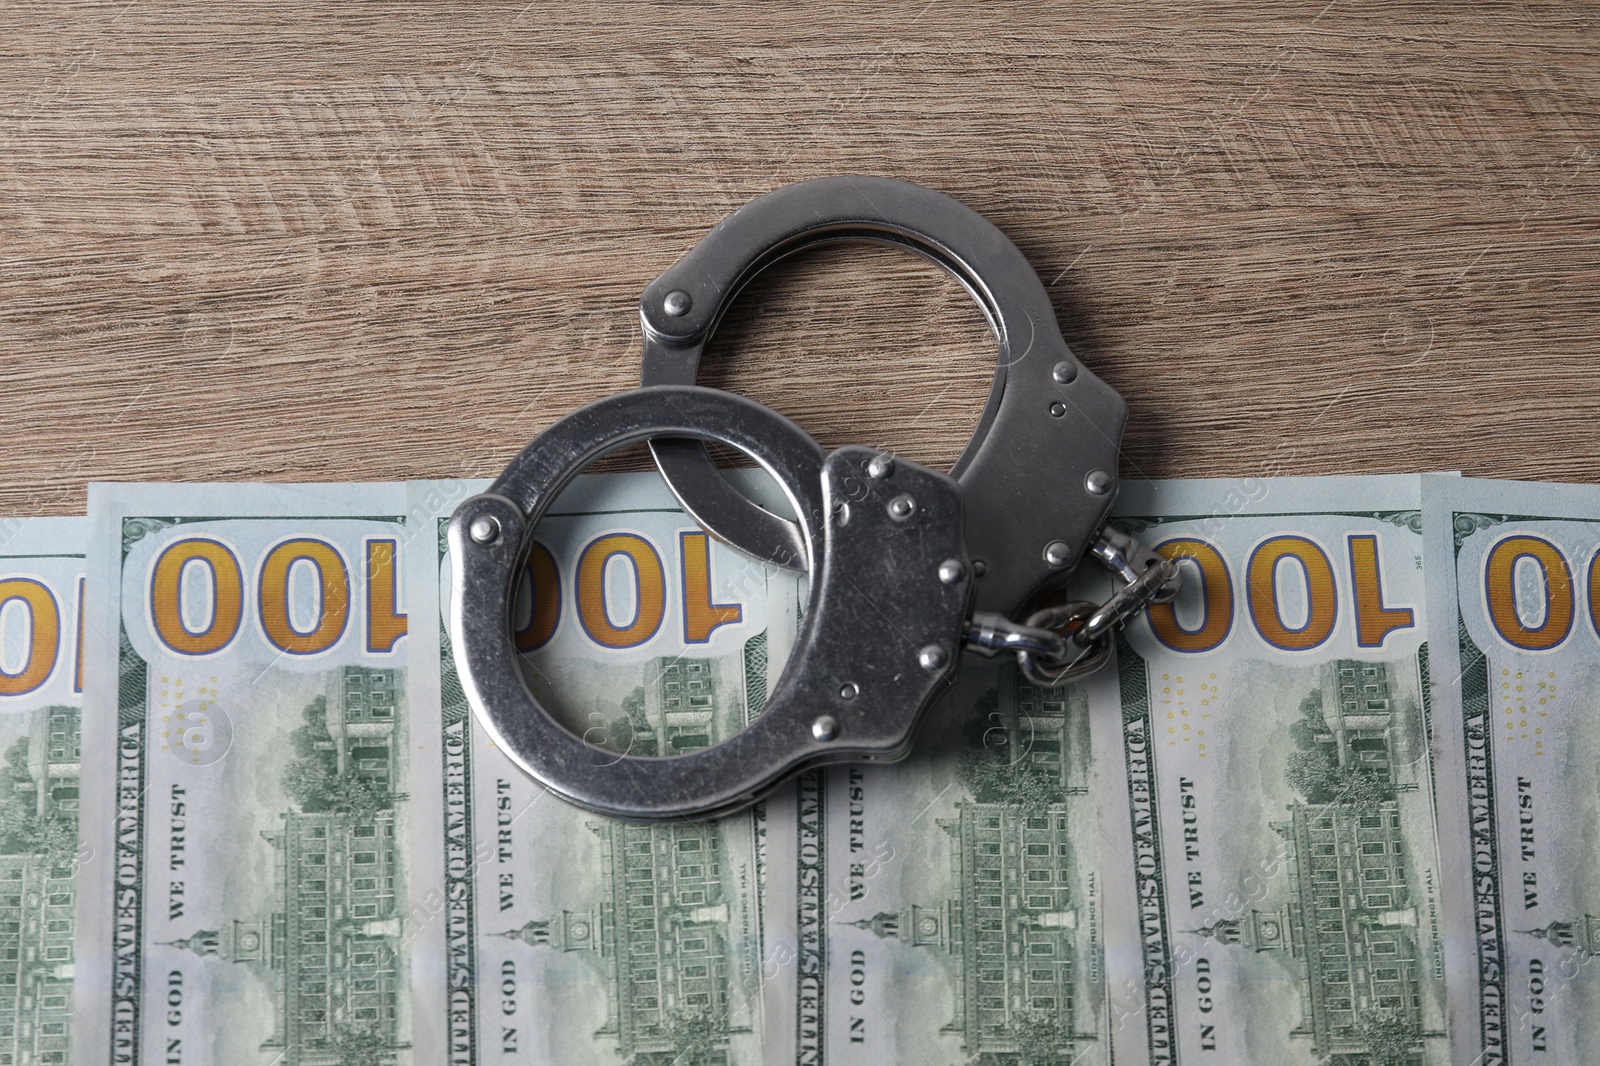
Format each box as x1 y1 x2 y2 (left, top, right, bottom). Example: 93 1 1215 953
449 176 1180 821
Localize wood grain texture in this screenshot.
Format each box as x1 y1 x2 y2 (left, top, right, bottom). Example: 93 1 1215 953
2 2 1597 515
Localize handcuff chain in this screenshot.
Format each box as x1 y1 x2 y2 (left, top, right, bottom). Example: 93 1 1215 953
963 530 1181 687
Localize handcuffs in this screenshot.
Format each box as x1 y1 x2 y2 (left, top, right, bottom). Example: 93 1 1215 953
449 176 1180 821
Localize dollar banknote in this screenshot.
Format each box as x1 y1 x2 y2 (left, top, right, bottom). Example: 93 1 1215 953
809 658 1129 1065
0 517 87 1066
1422 475 1600 1065
73 484 415 1066
1091 476 1453 1064
403 473 808 1065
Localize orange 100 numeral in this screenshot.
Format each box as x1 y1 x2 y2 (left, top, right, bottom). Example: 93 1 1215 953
1143 533 1415 654
0 576 82 697
1479 533 1600 652
513 530 742 653
149 536 407 657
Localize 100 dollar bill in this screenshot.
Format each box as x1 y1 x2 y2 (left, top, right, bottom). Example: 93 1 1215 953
811 659 1125 1064
403 474 806 1065
74 484 415 1065
1096 476 1452 1064
1424 475 1600 1065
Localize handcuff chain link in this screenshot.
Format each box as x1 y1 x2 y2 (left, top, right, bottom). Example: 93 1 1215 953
963 529 1181 687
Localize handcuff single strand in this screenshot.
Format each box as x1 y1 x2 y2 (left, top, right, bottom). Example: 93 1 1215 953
450 177 1181 820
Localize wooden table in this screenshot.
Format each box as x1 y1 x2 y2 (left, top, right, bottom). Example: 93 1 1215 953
4 3 1597 514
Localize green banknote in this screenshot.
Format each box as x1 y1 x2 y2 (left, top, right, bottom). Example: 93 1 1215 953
403 474 807 1065
0 518 87 1066
74 484 415 1065
1094 476 1452 1064
810 659 1127 1064
1423 475 1600 1065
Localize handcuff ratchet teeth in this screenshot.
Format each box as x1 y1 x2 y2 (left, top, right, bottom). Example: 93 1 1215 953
450 178 1181 820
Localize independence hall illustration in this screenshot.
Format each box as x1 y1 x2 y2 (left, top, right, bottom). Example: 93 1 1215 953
499 650 764 1065
1324 660 1402 782
501 817 745 1065
643 656 743 754
167 667 407 1065
848 671 1093 1062
850 802 1087 1060
1002 674 1079 790
1190 660 1439 1064
0 706 81 1066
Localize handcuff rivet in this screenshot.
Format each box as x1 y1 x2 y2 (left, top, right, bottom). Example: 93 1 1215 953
812 715 840 742
469 515 501 545
917 643 949 672
1052 360 1078 385
839 682 859 700
972 560 987 577
887 494 916 520
937 558 965 585
1085 469 1112 495
663 290 693 317
1043 540 1073 568
1049 401 1067 418
866 453 894 479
